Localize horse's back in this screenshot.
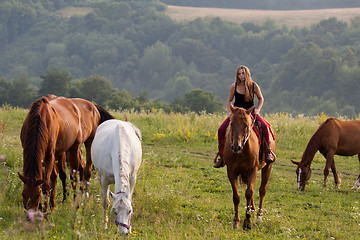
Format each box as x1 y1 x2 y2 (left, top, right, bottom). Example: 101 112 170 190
318 118 360 155
91 119 142 176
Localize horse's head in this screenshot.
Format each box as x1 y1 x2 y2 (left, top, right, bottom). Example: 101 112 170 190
291 160 311 191
228 105 254 153
111 192 133 235
18 172 45 210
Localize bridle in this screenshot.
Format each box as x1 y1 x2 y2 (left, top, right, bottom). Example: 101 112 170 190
231 113 256 150
115 220 131 230
114 191 132 230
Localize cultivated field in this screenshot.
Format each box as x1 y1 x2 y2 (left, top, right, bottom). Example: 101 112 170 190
165 5 360 28
1 107 360 239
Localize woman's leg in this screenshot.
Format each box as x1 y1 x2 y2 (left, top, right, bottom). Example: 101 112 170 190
218 117 230 156
214 117 230 168
254 115 275 163
254 115 270 144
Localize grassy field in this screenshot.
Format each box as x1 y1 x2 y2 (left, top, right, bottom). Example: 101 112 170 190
1 107 360 239
165 5 360 28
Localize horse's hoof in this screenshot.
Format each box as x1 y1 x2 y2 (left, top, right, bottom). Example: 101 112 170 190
242 221 252 230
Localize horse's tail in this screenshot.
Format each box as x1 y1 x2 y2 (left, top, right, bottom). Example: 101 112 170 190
96 105 115 123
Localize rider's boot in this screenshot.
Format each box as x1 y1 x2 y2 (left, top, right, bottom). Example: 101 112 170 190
264 142 276 164
213 154 225 168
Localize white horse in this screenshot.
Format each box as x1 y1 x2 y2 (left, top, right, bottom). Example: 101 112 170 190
91 119 142 235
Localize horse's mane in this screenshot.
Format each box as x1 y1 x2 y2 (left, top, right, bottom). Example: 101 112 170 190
21 97 50 178
96 105 115 123
301 118 333 166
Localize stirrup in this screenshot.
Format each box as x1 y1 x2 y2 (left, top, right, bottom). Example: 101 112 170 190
213 152 224 168
214 156 224 168
265 149 276 163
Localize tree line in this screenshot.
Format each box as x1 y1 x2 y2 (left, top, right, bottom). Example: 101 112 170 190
1 0 360 117
0 68 224 114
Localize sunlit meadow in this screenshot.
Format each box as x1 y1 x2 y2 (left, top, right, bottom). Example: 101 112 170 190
1 106 360 239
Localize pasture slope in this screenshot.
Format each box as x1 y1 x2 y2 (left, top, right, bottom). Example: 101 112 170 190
0 108 360 239
165 5 360 28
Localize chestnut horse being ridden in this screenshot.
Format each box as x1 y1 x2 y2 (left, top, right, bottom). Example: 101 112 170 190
18 95 114 211
292 117 360 191
224 105 276 229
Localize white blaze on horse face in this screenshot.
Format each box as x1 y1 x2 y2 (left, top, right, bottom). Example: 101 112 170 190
297 168 302 190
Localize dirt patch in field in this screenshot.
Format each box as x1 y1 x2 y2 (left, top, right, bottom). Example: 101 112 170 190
165 5 360 28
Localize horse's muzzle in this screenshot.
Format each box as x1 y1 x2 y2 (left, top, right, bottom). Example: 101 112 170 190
231 144 242 153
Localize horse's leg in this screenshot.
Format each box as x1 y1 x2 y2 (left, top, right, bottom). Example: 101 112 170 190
76 147 85 192
323 150 335 188
83 139 94 193
258 164 273 220
227 172 240 229
351 154 360 190
129 175 137 197
330 159 341 189
56 152 68 202
100 175 110 229
49 166 58 210
42 152 56 212
83 139 94 192
67 147 82 198
242 168 257 230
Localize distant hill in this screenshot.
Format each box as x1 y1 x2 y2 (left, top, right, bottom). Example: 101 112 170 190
165 5 360 28
54 7 92 18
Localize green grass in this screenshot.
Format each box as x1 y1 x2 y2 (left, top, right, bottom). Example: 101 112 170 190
1 107 360 239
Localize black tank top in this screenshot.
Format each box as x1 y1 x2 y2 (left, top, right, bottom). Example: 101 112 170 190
233 82 254 110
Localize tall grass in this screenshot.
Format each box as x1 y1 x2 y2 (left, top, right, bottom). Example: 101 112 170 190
0 107 360 239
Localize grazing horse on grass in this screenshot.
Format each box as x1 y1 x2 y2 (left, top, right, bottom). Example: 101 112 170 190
224 105 276 230
18 95 114 211
291 117 360 191
91 119 142 235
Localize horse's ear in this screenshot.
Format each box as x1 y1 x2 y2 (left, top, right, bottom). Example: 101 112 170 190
291 160 300 165
230 104 235 113
36 179 47 186
246 106 255 115
18 172 27 183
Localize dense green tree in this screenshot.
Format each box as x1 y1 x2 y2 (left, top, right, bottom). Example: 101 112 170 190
164 74 194 102
138 41 172 92
77 74 113 106
0 77 11 105
40 68 72 97
174 88 224 113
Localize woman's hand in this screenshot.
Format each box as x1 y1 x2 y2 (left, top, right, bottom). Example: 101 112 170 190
254 108 260 115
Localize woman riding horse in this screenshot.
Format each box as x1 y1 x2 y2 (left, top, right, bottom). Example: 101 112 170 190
214 65 276 168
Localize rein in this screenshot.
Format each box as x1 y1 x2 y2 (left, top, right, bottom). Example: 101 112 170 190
239 113 257 148
243 115 256 146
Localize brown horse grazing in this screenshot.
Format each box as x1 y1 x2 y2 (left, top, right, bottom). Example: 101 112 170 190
224 105 276 230
291 117 360 191
18 95 114 211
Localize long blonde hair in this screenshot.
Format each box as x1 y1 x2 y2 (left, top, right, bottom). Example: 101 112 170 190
235 65 254 102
